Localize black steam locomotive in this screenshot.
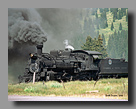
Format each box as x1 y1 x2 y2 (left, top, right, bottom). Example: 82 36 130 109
18 45 128 83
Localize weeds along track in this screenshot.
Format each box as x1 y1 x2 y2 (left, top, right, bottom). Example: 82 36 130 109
8 78 128 100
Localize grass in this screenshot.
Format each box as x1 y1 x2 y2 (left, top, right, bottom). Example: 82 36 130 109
8 78 128 100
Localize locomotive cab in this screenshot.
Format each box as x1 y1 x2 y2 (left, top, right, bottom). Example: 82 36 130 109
72 50 102 71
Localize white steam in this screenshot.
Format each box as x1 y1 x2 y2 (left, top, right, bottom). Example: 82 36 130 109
63 39 74 51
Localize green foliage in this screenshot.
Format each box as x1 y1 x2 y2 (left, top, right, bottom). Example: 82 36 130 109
126 10 128 22
104 86 112 91
104 8 109 12
81 35 108 58
70 8 128 61
111 22 114 31
102 33 106 46
118 10 123 20
50 82 62 88
99 19 108 29
105 20 108 27
107 30 128 61
101 11 107 20
24 86 35 92
95 12 98 18
119 22 122 30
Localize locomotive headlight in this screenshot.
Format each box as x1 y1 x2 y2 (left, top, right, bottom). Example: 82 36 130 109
30 53 33 57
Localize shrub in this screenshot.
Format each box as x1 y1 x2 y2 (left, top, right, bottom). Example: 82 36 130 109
24 86 35 92
104 86 112 91
50 83 62 88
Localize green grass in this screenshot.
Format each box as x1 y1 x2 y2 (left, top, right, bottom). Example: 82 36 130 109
8 78 128 100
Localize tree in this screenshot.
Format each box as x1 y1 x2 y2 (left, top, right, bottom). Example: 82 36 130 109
81 35 108 58
104 8 109 12
95 12 98 19
119 22 122 30
102 33 106 46
113 14 116 22
111 22 114 30
99 10 108 29
107 30 128 61
101 11 107 20
118 10 123 20
81 36 95 51
99 8 104 13
111 8 118 22
126 10 128 23
121 8 127 16
105 20 108 27
96 35 108 58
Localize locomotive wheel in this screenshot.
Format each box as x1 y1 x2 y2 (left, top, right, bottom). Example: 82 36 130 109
93 75 99 81
89 77 92 81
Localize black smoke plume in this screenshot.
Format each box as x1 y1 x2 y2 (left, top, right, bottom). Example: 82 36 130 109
8 8 47 83
8 8 84 83
8 8 47 48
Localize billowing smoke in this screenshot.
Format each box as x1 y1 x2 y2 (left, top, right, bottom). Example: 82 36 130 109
8 8 47 48
8 8 47 83
8 8 84 83
36 8 82 52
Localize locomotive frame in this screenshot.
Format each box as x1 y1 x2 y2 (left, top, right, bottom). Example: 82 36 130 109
18 44 128 83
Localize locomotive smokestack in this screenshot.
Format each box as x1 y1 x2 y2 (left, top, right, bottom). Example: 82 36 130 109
36 44 43 55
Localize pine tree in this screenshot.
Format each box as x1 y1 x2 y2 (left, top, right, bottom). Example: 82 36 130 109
95 12 98 19
101 11 107 20
113 14 116 22
118 10 123 20
111 22 114 31
97 35 108 58
81 35 108 58
81 36 92 51
121 8 127 16
104 8 109 12
102 33 106 46
99 8 104 13
105 20 108 27
126 10 128 23
99 10 108 29
119 22 122 30
107 30 128 61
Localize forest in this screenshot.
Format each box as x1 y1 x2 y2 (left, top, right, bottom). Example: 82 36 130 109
71 8 128 61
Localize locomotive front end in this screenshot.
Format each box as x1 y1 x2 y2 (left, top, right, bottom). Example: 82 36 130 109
18 45 44 83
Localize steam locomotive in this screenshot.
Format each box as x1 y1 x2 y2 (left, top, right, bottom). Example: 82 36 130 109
18 44 128 83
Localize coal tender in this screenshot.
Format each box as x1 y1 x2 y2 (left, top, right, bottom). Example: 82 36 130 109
18 44 128 83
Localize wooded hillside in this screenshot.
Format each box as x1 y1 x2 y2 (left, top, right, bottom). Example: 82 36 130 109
71 8 128 61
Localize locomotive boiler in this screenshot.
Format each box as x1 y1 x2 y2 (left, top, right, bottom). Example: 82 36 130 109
18 44 128 83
